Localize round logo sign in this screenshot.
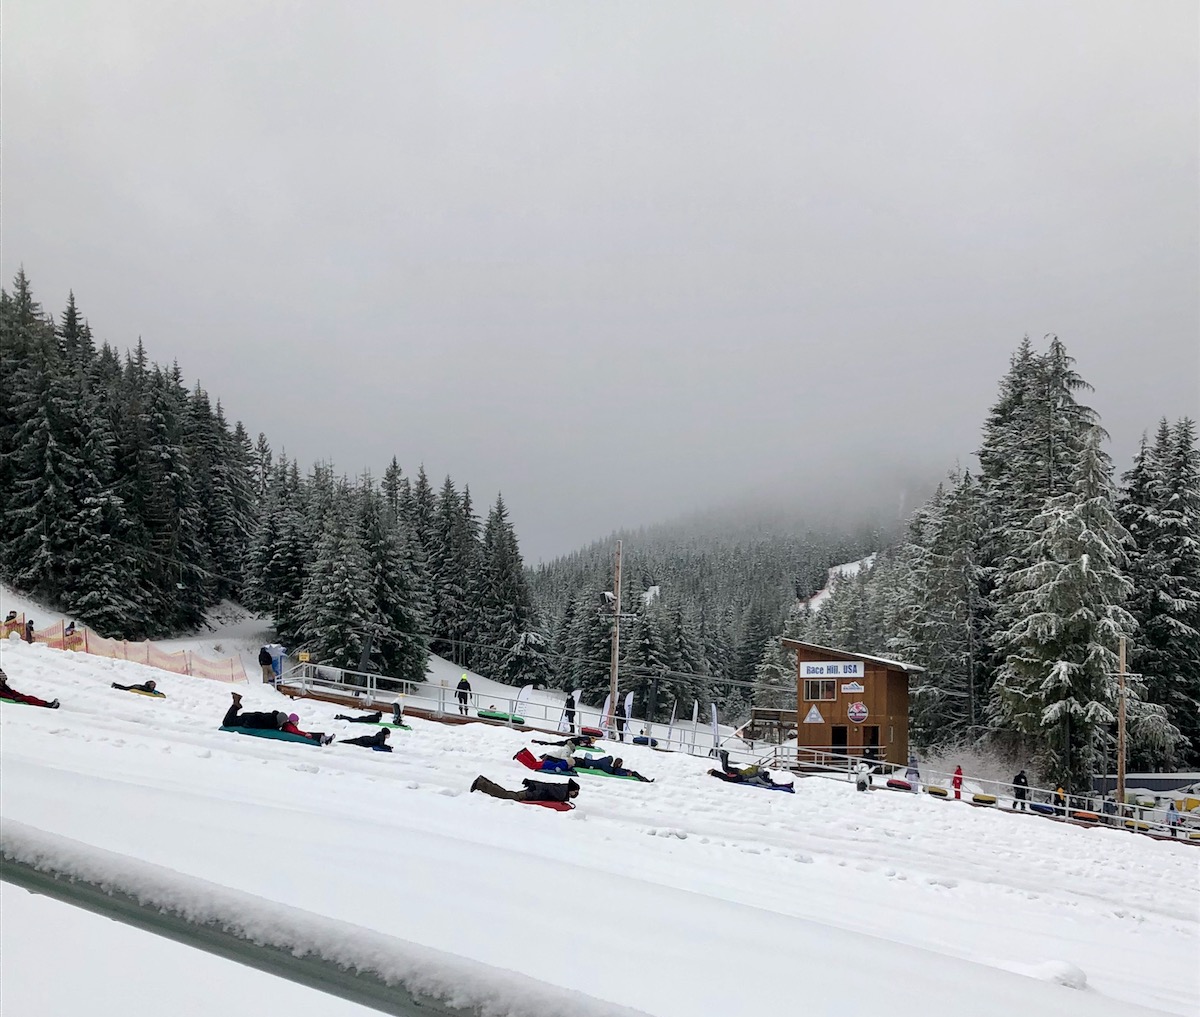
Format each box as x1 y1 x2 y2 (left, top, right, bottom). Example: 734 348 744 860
848 701 869 724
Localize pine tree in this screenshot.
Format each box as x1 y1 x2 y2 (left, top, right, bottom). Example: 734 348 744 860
475 494 534 679
299 500 376 668
989 429 1171 789
754 637 795 709
1121 419 1200 766
359 485 429 683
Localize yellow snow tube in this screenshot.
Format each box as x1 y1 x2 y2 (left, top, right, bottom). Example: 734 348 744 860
1125 820 1150 831
926 785 949 798
972 793 997 806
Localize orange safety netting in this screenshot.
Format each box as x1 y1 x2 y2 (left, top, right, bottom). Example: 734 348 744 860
7 615 248 683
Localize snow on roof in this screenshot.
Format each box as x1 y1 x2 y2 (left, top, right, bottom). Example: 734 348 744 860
780 638 925 673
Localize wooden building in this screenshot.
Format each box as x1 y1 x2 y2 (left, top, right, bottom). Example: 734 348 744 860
780 639 923 766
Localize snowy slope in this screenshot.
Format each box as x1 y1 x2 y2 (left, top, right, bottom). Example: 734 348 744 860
804 554 877 612
2 637 1197 1017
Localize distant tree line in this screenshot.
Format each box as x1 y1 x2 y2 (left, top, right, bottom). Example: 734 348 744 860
529 523 886 723
788 337 1200 785
0 271 541 681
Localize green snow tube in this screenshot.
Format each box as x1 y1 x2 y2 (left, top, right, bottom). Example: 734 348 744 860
574 767 643 781
219 726 322 746
477 710 524 724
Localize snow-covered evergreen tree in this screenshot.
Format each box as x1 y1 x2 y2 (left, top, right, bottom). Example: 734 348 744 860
989 429 1171 788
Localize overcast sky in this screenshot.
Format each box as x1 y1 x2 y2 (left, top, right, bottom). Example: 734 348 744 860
4 2 1197 561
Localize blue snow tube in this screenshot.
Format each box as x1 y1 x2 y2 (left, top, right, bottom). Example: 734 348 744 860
219 726 321 746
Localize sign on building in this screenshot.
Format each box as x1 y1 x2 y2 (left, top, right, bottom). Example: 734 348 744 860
803 704 824 724
848 701 869 723
840 681 865 694
800 661 865 679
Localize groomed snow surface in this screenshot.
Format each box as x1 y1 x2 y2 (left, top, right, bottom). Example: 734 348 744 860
2 638 1197 1017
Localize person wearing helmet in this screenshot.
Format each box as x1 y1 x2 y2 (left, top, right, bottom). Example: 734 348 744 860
281 711 333 745
221 693 333 744
111 679 161 696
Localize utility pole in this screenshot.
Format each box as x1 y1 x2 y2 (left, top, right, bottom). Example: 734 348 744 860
606 540 623 731
1117 635 1127 813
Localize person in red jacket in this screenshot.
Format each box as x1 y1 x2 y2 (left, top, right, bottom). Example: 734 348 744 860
0 667 59 709
281 712 333 745
952 765 964 800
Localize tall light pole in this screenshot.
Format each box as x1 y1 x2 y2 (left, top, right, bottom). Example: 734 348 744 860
606 540 623 731
1117 635 1127 812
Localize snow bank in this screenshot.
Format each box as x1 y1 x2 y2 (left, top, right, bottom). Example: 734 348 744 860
2 819 650 1017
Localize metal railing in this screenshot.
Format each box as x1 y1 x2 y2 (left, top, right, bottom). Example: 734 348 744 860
1 820 649 1017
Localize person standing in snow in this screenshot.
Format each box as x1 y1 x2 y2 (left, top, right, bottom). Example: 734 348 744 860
24 619 35 643
952 765 964 800
1012 770 1029 811
258 646 275 684
855 759 873 792
1165 801 1183 837
0 667 60 709
563 692 577 735
456 675 471 717
1053 785 1067 815
905 755 920 789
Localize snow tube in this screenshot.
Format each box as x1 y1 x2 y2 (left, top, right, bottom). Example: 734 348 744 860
1029 802 1056 816
972 793 998 806
573 744 605 754
1135 796 1156 808
524 799 575 811
886 778 913 791
574 767 643 781
709 771 795 793
632 736 658 747
1125 819 1150 832
1188 831 1200 841
1071 811 1100 822
373 721 412 731
513 749 574 775
580 726 604 738
926 785 949 798
0 696 54 709
219 726 322 746
478 710 524 724
128 688 166 698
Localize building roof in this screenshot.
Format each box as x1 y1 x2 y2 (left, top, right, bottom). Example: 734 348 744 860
780 638 925 674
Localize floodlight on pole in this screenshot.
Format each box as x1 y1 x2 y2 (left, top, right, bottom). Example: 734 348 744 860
606 540 623 733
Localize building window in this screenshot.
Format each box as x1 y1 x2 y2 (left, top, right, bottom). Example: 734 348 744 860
804 679 836 701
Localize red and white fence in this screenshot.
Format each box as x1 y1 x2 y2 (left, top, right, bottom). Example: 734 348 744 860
2 614 247 683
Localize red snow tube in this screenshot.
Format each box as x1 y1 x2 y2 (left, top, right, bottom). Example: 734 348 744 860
581 726 604 738
886 778 913 791
524 799 575 811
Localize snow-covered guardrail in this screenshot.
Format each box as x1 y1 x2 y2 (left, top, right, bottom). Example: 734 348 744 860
0 821 651 1017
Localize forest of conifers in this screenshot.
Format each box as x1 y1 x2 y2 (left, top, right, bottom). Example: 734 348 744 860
3 271 1197 787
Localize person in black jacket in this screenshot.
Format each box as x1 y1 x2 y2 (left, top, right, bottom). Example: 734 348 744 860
112 680 161 696
1012 770 1029 811
341 728 392 752
456 675 471 716
470 776 580 803
258 646 275 683
334 711 384 724
563 693 577 734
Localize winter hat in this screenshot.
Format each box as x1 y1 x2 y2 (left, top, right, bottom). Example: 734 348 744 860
274 711 289 725
288 713 299 724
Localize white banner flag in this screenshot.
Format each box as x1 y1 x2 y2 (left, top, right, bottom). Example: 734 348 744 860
514 684 534 715
710 703 720 756
623 691 634 725
666 700 678 748
691 700 699 751
600 693 612 735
